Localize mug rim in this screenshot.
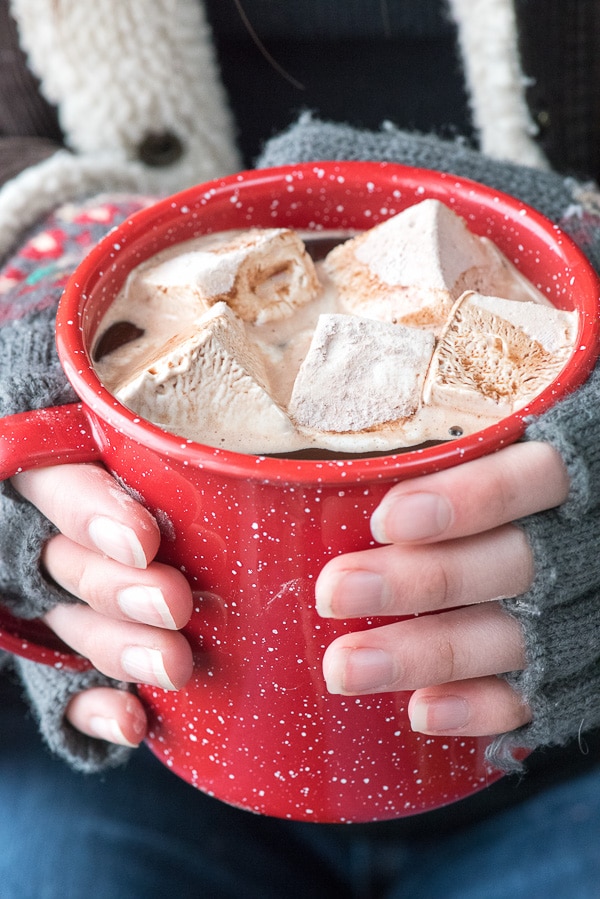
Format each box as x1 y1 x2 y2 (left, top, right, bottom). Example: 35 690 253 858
56 160 600 485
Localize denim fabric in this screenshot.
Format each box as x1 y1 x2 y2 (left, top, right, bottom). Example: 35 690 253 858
2 678 599 899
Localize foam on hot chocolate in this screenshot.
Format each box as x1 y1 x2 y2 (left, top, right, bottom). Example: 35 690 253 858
94 201 578 455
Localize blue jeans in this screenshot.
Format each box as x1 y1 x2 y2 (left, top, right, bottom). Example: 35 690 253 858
2 677 599 899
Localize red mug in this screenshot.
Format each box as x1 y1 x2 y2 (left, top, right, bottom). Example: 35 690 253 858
1 162 599 823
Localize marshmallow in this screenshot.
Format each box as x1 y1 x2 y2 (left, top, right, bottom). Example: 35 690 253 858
324 199 547 331
423 291 578 417
289 312 435 438
137 228 321 325
114 302 299 452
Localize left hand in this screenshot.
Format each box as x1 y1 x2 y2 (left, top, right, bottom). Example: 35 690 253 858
316 440 570 738
11 462 195 747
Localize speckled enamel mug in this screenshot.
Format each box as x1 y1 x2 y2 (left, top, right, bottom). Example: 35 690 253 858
1 162 599 823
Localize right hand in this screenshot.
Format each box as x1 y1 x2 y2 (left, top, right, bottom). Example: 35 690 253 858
11 462 195 747
316 440 569 739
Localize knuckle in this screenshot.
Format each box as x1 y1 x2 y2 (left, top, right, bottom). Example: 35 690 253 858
415 544 468 611
417 555 458 610
478 474 512 522
400 618 461 688
77 562 110 609
479 461 523 524
430 622 460 684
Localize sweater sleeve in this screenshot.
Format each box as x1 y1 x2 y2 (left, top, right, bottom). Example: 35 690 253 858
257 116 600 769
0 193 154 771
487 366 600 767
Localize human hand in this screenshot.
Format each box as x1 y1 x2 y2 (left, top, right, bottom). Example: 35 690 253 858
316 441 570 739
11 463 194 747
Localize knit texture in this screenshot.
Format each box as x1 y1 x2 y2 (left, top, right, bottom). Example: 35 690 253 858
1 0 599 777
11 0 238 166
13 658 134 773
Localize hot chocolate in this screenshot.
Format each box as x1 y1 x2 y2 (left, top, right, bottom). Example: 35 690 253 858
93 199 578 455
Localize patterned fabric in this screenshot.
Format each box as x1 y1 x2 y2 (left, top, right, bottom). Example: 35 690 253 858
0 195 154 325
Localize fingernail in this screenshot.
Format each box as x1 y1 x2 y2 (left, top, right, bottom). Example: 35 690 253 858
317 571 385 618
117 586 176 629
371 492 452 543
89 517 147 568
88 715 140 747
121 646 178 690
324 647 396 694
125 696 148 739
410 696 470 733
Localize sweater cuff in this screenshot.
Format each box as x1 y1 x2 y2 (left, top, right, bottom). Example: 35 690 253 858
0 195 155 617
494 552 600 770
512 502 600 613
256 115 576 223
0 194 158 772
523 364 600 518
488 659 600 771
503 589 600 692
15 657 134 773
0 306 79 617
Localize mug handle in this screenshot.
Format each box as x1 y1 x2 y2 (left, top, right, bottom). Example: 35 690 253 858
0 403 99 670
